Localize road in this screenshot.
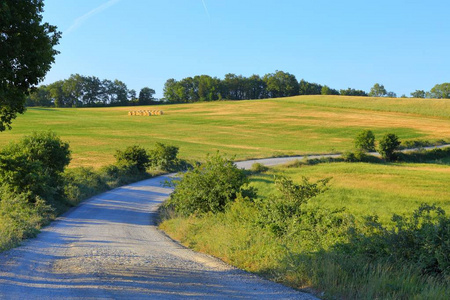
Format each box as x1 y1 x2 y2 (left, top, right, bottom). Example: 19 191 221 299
0 156 319 299
2 145 448 299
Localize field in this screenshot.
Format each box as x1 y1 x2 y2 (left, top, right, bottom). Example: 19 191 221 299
251 161 450 225
1 95 449 168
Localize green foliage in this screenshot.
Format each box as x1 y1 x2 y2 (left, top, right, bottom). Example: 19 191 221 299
0 131 70 207
338 204 450 276
378 133 401 161
355 130 376 152
340 88 368 96
0 0 61 130
256 176 332 236
410 89 426 98
114 145 149 173
369 83 387 97
148 143 181 171
0 188 54 251
166 153 253 216
428 83 450 99
250 162 269 173
64 167 109 206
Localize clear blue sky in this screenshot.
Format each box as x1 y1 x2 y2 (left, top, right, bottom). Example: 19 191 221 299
41 0 450 98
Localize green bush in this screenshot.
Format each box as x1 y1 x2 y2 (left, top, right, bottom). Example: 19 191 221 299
114 145 150 173
338 204 450 276
378 133 401 161
355 130 376 152
148 142 182 171
0 131 71 208
250 162 269 173
166 153 254 216
64 167 109 206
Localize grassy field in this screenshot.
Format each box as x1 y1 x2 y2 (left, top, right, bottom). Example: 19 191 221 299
0 95 449 168
250 161 450 225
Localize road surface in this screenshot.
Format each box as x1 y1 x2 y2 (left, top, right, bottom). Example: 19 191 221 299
0 156 319 299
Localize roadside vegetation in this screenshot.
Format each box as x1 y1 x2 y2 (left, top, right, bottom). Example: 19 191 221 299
160 136 450 299
0 131 185 252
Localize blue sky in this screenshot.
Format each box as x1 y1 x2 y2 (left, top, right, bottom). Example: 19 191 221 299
41 0 450 98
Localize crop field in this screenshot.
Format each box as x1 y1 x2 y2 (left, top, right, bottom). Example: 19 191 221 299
0 95 449 168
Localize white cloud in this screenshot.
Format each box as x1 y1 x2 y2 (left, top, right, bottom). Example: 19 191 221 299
65 0 121 35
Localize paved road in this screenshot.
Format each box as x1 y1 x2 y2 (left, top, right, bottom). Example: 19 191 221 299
0 172 317 299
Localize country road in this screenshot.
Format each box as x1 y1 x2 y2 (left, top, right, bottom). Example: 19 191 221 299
1 145 449 299
0 156 320 300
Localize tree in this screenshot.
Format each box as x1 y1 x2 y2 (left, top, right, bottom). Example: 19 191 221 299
369 83 387 97
410 90 426 98
114 145 149 173
138 87 155 105
298 79 322 95
428 83 450 99
378 133 400 161
263 71 299 98
340 88 368 96
0 0 61 131
321 85 339 95
355 130 376 152
386 91 397 98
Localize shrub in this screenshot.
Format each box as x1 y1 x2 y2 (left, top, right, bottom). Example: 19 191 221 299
250 162 269 173
0 131 71 208
338 204 450 276
148 142 181 171
64 167 109 206
114 145 149 173
166 153 254 216
355 130 376 152
378 133 401 161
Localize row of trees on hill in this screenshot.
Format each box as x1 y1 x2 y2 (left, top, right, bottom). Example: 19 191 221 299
162 71 368 103
26 74 156 107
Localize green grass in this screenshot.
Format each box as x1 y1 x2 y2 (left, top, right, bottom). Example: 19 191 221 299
250 162 450 225
160 160 450 299
1 95 449 168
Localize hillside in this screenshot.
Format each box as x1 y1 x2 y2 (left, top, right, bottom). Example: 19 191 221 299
1 95 449 168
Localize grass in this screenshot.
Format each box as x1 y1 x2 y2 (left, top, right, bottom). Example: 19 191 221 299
1 95 449 168
250 161 450 225
160 160 450 299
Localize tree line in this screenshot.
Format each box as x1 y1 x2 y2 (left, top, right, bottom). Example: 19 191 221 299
26 74 157 107
162 71 367 103
26 72 450 108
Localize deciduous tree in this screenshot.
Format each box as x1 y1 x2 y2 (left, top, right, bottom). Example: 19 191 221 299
0 0 60 131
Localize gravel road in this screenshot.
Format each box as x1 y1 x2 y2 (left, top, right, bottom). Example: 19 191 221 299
0 156 319 299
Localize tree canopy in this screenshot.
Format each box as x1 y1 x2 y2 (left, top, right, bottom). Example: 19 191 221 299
369 83 387 97
0 0 60 131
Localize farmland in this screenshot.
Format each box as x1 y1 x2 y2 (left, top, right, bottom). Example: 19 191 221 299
1 95 449 168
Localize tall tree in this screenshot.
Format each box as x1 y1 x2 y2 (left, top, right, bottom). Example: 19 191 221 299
0 0 60 130
138 87 155 105
298 79 322 95
369 83 387 97
263 71 299 98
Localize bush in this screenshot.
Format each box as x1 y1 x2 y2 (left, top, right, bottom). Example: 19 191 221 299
378 133 401 161
250 162 269 173
148 142 182 171
166 153 254 216
114 145 149 173
338 204 450 276
64 167 109 206
355 130 376 152
0 131 71 208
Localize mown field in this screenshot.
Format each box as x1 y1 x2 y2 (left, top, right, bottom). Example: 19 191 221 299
1 95 449 168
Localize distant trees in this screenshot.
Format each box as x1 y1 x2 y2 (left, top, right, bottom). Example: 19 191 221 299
369 83 387 97
0 0 60 131
428 83 450 99
26 75 157 107
163 71 355 103
410 90 426 98
340 88 368 97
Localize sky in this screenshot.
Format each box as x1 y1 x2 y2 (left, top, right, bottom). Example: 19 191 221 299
41 0 450 98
